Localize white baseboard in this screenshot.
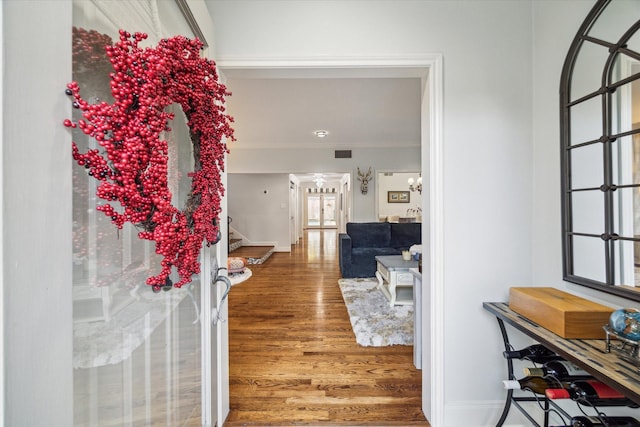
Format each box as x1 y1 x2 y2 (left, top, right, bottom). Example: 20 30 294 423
442 400 553 427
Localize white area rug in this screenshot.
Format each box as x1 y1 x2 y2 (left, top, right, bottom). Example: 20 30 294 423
338 278 414 347
229 268 252 285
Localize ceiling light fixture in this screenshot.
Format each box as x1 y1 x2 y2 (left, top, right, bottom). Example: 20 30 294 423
314 130 329 138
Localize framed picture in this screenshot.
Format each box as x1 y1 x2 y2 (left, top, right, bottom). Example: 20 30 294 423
387 191 410 203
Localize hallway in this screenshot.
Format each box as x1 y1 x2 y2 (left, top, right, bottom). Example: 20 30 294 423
225 229 428 425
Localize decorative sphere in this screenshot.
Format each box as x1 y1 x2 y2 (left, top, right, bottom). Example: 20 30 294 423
609 308 640 341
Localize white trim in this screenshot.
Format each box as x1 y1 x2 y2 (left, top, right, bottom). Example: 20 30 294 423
171 2 220 424
216 54 446 426
200 243 213 426
426 53 445 427
216 163 230 425
0 3 5 426
214 241 230 425
444 400 534 427
219 55 437 77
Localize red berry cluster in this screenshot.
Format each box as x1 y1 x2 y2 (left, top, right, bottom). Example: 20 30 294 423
64 29 235 290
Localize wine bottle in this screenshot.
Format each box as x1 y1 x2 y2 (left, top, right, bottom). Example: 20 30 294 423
524 360 592 380
503 344 562 362
545 380 638 407
503 376 569 395
570 415 640 427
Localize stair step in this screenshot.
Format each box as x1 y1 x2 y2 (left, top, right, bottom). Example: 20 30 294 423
229 238 243 252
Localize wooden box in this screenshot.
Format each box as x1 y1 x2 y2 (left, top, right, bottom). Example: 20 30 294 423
509 287 613 339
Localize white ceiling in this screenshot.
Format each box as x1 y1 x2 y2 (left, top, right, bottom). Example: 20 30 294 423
292 172 350 187
221 69 423 149
220 67 424 182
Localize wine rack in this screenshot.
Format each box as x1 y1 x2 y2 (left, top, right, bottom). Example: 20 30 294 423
484 302 640 427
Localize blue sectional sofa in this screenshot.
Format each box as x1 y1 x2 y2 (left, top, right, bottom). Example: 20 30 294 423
339 222 421 278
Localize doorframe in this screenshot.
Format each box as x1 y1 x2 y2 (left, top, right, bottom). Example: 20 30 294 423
0 4 5 425
217 55 445 425
175 2 224 425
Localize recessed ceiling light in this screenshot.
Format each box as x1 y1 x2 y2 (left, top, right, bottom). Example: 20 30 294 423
314 130 329 138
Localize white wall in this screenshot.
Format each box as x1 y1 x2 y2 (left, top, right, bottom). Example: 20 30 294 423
376 172 422 220
228 173 291 251
228 146 420 221
531 0 591 290
208 1 535 425
3 2 73 425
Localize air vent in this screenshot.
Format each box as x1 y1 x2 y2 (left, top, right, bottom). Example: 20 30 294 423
334 150 352 159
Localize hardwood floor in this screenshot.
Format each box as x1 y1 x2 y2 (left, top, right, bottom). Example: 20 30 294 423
225 229 429 426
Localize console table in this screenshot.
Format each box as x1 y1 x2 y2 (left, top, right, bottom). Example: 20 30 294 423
483 302 640 426
375 255 418 306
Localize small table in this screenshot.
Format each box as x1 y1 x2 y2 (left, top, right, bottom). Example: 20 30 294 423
374 255 418 306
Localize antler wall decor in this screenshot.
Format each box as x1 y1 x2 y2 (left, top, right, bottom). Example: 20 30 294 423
357 167 373 195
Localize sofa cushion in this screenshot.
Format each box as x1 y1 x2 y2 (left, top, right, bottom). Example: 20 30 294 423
351 247 400 265
347 222 391 248
390 222 421 249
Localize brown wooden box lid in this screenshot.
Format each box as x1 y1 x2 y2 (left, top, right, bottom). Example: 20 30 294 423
508 287 613 339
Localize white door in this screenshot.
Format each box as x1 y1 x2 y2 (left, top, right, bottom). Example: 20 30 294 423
71 2 220 425
306 192 337 229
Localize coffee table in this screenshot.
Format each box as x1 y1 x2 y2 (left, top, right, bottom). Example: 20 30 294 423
374 255 418 306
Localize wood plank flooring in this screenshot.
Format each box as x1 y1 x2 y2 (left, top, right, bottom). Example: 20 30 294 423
225 229 429 426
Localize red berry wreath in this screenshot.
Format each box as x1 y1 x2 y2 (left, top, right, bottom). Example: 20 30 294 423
65 29 235 291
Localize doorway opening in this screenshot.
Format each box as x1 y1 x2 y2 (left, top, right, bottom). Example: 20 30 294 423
219 55 444 425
